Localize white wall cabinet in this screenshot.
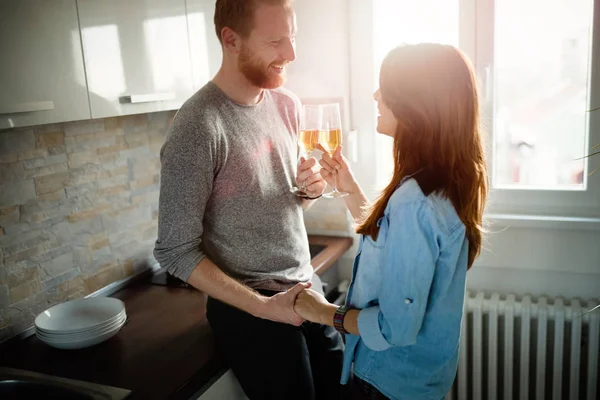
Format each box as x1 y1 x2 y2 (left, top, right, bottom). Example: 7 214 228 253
0 0 91 129
77 0 195 118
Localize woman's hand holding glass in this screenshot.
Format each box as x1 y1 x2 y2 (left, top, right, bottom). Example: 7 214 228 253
319 103 349 198
318 145 358 195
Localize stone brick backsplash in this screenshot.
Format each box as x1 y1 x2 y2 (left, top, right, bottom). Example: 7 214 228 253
0 111 175 342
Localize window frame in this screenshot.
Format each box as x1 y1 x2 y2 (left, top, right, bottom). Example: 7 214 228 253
347 0 600 218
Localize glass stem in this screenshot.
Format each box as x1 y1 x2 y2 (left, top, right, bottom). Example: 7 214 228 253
299 152 307 191
332 168 338 193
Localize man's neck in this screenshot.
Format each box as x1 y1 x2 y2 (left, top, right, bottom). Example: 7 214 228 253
212 64 264 106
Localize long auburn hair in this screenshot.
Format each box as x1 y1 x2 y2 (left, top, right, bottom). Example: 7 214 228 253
356 43 488 268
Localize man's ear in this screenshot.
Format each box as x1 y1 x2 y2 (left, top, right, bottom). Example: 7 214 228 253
221 27 242 54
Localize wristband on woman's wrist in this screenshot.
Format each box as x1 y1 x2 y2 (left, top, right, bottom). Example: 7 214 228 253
333 305 351 334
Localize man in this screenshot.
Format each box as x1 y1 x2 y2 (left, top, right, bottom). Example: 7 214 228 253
153 0 344 399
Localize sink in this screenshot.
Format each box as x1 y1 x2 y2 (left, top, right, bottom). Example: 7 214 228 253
0 367 131 400
309 244 326 259
0 379 95 399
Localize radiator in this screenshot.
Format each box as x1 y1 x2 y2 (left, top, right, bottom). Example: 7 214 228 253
446 291 600 400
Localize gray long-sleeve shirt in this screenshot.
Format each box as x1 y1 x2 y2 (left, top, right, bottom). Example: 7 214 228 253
153 82 313 291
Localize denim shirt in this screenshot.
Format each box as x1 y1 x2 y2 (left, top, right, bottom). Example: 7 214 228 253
341 172 469 400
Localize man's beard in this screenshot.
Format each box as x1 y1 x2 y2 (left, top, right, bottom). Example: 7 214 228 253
238 45 286 89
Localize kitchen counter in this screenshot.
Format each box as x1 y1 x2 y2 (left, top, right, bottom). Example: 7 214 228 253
0 284 218 400
0 235 353 400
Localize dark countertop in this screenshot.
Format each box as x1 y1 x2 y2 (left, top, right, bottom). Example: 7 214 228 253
0 235 353 400
0 284 218 400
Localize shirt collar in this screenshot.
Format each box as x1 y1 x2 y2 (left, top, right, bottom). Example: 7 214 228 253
399 168 445 196
399 168 425 186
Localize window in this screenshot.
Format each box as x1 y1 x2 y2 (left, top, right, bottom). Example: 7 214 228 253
487 0 593 190
349 0 600 216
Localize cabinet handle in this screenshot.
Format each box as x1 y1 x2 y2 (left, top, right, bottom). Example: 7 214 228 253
121 93 176 104
0 101 55 114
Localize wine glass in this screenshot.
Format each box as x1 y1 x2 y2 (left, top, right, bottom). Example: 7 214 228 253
290 104 321 197
320 103 348 198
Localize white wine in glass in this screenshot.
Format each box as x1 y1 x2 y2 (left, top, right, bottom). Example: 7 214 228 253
298 129 320 154
321 128 342 154
320 103 348 198
290 105 321 197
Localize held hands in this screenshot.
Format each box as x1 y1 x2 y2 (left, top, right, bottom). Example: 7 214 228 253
318 145 358 195
258 284 336 327
259 282 312 326
297 157 327 198
293 288 336 325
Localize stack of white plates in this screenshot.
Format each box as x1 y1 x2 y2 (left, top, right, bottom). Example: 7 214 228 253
34 297 127 350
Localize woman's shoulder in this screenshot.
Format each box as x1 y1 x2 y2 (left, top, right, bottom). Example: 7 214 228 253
387 177 464 236
389 178 425 204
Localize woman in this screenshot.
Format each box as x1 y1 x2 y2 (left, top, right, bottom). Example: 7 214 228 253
294 43 488 400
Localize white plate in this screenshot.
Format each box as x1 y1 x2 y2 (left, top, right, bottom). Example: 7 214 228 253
36 313 127 341
36 313 126 341
36 310 126 337
37 321 125 344
35 297 125 334
38 322 124 350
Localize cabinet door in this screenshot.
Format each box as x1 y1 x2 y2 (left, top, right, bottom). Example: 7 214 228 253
195 369 248 400
0 0 91 129
185 0 222 91
77 0 194 118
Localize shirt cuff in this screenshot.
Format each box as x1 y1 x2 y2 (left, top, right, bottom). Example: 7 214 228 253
357 306 391 351
166 251 206 283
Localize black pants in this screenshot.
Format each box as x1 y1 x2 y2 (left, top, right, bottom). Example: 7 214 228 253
206 291 345 400
346 376 390 400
